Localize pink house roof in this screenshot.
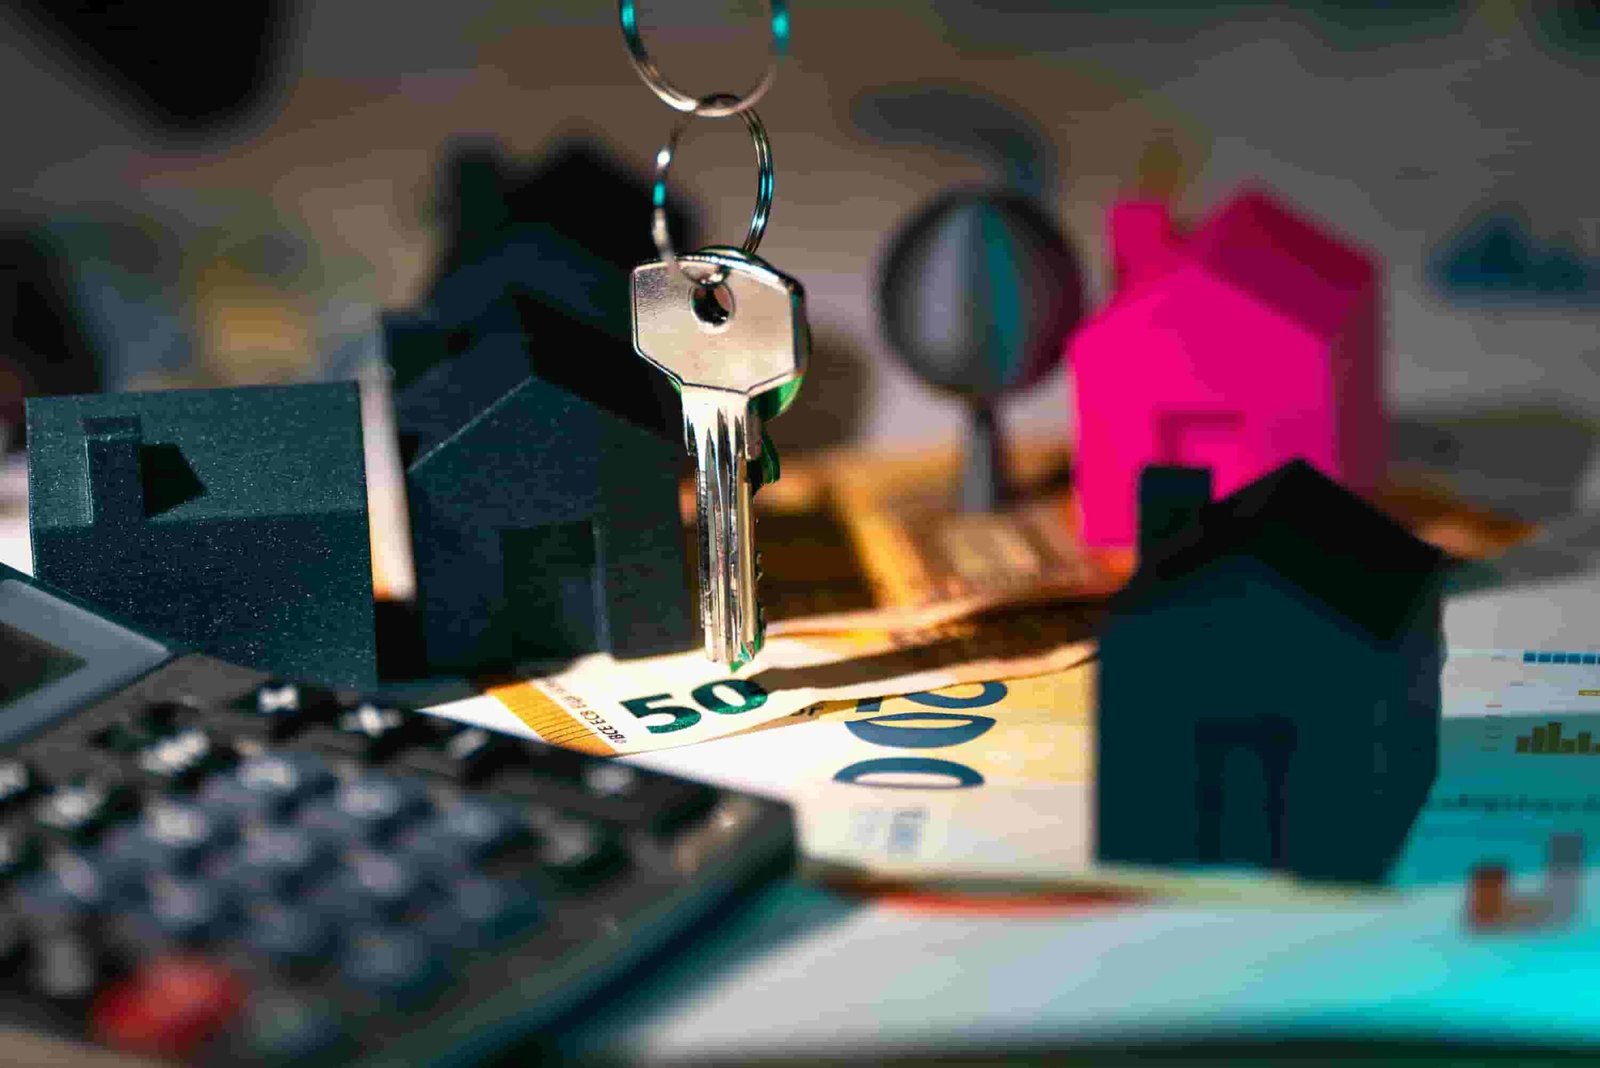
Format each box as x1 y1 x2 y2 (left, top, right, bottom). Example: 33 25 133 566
1110 188 1377 339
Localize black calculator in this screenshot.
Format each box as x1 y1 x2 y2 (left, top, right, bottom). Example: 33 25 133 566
0 561 794 1066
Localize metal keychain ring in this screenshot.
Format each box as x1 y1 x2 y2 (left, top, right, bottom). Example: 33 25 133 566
619 0 789 118
652 96 773 288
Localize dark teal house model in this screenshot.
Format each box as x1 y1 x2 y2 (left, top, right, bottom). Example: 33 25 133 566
388 296 692 676
25 384 376 687
385 137 695 676
1097 460 1447 884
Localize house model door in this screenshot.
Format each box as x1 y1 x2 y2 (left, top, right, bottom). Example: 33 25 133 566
500 521 601 660
1196 718 1292 870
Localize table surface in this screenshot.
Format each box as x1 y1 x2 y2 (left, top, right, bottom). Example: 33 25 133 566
3 5 1599 1054
552 874 1600 1065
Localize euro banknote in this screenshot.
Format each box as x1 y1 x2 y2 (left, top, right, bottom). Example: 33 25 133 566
620 649 1600 892
755 443 1127 633
623 670 1099 880
425 605 1099 755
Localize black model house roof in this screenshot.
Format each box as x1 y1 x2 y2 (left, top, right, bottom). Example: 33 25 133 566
435 139 700 289
392 291 680 468
400 138 702 359
1130 459 1446 643
390 138 688 467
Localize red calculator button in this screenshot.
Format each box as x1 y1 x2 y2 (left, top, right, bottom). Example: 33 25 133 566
92 955 245 1059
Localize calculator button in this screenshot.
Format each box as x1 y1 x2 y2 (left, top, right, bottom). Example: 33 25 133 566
0 759 39 811
16 853 125 919
26 920 122 1002
137 728 231 788
422 876 542 950
34 777 138 841
312 851 427 922
93 703 181 753
245 682 320 740
398 797 528 868
580 764 718 833
296 774 430 845
240 903 335 968
138 879 234 945
213 825 330 899
321 701 427 762
0 827 42 882
202 751 335 820
529 813 623 887
103 801 230 875
339 928 443 1006
91 955 245 1059
240 989 350 1060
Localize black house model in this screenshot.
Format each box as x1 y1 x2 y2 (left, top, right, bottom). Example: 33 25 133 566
386 140 695 675
1096 460 1447 884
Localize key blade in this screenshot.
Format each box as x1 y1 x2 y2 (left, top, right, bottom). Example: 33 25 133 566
631 251 807 398
684 390 762 667
631 251 806 669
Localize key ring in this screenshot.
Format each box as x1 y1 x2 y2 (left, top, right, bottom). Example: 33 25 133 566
652 94 773 288
619 0 789 118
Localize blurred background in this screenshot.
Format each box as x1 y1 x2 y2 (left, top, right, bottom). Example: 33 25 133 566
1 0 1597 481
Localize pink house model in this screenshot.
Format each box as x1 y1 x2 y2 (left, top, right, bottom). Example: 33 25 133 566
1066 186 1385 547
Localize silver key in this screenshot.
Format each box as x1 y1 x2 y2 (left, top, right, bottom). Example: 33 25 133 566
631 249 807 667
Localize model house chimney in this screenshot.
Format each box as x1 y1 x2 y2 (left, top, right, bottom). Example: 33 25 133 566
82 415 145 526
1137 464 1212 556
1108 199 1181 291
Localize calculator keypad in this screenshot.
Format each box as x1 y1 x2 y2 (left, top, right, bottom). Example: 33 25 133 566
0 658 793 1065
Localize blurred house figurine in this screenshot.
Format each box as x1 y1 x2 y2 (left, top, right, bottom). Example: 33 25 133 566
389 137 699 377
1066 187 1384 547
1097 460 1446 884
0 231 104 450
1429 206 1600 306
26 384 375 686
386 138 693 675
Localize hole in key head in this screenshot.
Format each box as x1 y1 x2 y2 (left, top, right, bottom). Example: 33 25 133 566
691 282 735 329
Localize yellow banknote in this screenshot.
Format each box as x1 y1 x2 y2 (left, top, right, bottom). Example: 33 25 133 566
624 668 1099 880
425 607 1098 756
628 667 1379 903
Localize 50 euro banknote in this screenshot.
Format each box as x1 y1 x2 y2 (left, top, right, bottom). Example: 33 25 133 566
424 605 1098 755
623 670 1099 881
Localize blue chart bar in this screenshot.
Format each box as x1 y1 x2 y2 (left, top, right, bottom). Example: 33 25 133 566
1524 651 1600 664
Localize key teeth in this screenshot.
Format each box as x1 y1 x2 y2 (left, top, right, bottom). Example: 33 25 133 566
683 390 763 669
